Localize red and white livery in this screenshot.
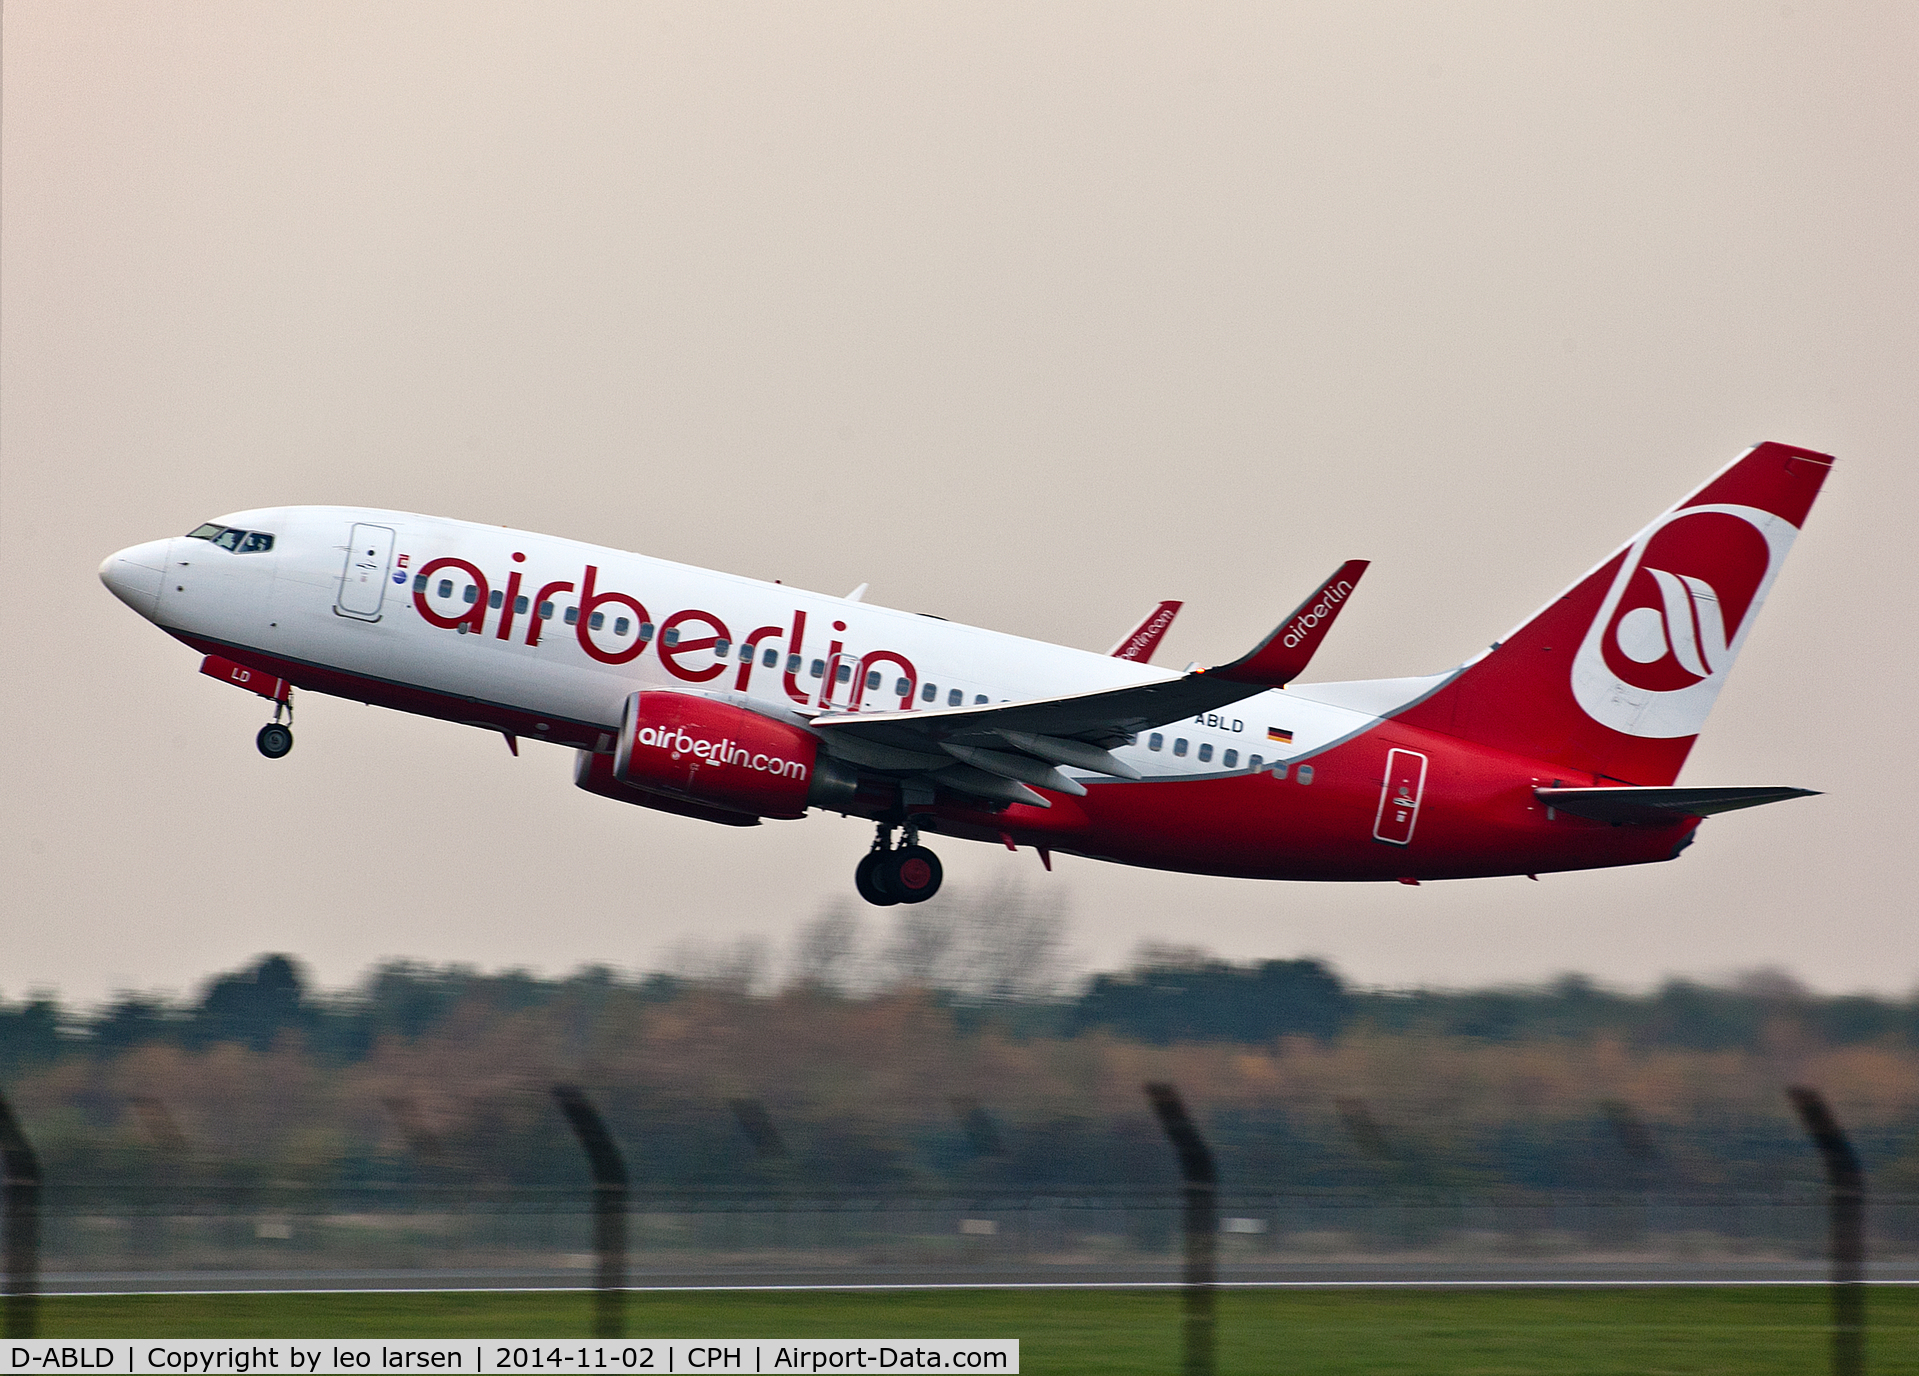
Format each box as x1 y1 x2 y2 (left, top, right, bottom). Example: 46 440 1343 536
99 443 1830 905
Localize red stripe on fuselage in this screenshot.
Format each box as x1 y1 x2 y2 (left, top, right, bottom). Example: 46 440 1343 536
178 634 1694 883
173 633 610 751
933 722 1696 882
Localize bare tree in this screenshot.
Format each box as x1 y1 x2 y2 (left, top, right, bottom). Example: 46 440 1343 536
879 876 1073 1003
788 901 863 994
662 935 771 994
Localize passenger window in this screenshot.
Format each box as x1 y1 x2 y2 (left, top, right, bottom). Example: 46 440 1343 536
1173 738 1189 757
613 617 630 636
1274 761 1289 779
438 579 455 598
663 628 680 647
588 612 604 630
564 607 580 625
639 623 654 641
239 532 274 553
1249 755 1262 771
1148 733 1164 752
895 677 911 696
947 689 962 706
538 601 554 619
787 654 802 673
213 529 244 551
763 647 778 668
489 589 504 609
1198 743 1213 763
922 683 937 702
413 575 428 593
514 595 529 614
1297 765 1314 784
975 695 988 705
714 639 731 657
810 659 826 678
837 663 853 683
1223 749 1238 768
866 670 882 690
463 585 478 604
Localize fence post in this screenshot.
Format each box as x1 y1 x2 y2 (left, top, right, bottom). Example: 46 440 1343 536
1145 1082 1215 1376
0 1093 42 1340
553 1086 629 1339
1787 1086 1864 1376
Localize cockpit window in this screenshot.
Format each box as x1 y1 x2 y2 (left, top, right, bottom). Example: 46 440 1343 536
185 523 274 553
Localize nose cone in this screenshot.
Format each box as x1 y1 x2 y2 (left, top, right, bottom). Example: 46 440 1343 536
99 539 172 619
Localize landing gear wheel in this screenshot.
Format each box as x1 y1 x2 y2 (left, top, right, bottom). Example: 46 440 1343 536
256 723 294 759
884 845 943 904
855 851 900 906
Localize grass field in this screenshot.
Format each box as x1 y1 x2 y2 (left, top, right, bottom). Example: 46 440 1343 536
24 1286 1919 1374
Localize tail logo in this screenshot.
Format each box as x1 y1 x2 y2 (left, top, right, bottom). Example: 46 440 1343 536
1572 505 1794 739
1609 568 1733 684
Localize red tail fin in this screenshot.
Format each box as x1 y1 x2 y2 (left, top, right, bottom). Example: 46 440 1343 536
1393 443 1833 784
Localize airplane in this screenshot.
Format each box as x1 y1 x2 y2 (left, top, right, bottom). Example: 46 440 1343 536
99 441 1829 906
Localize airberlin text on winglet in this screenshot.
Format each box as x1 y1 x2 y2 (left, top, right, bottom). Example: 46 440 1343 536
1281 577 1357 650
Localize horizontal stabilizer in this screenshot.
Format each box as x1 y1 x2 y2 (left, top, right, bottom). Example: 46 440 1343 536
1211 560 1369 686
1535 785 1819 824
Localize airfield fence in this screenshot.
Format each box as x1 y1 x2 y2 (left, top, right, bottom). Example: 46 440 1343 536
19 1183 1919 1280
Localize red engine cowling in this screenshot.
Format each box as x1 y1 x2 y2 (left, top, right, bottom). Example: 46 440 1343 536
574 750 763 827
613 691 819 820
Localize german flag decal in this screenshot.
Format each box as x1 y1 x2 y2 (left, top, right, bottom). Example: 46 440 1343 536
1267 726 1293 744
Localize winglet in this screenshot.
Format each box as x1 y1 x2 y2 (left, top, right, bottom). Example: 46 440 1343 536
1209 560 1369 686
1107 600 1184 662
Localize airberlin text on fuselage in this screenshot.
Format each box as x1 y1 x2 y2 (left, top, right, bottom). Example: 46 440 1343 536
1280 580 1356 650
406 555 918 710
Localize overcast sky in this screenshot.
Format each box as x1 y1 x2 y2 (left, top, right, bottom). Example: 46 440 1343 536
4 2 1916 1004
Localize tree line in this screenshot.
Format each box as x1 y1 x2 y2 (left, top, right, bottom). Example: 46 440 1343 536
5 948 1916 1077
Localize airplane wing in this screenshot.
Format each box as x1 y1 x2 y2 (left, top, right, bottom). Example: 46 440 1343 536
1534 785 1819 824
1106 600 1183 662
810 561 1368 808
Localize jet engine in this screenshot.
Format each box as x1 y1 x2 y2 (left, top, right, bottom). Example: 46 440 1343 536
611 691 821 820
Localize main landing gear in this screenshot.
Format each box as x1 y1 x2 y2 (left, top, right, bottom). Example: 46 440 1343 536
256 694 294 759
855 822 944 906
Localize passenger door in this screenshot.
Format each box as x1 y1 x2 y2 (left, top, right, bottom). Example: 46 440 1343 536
335 523 396 620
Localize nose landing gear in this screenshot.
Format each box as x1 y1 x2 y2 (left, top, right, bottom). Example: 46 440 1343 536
256 694 294 759
855 822 944 906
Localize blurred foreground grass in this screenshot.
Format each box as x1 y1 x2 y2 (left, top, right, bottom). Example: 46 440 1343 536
32 1286 1919 1374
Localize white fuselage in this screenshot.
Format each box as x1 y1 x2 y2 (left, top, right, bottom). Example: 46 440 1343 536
101 505 1390 778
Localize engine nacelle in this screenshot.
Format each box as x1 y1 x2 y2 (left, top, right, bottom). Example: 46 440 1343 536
614 691 819 820
574 749 762 827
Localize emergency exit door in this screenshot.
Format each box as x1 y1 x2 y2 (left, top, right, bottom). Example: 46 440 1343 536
336 523 396 619
1372 748 1428 846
